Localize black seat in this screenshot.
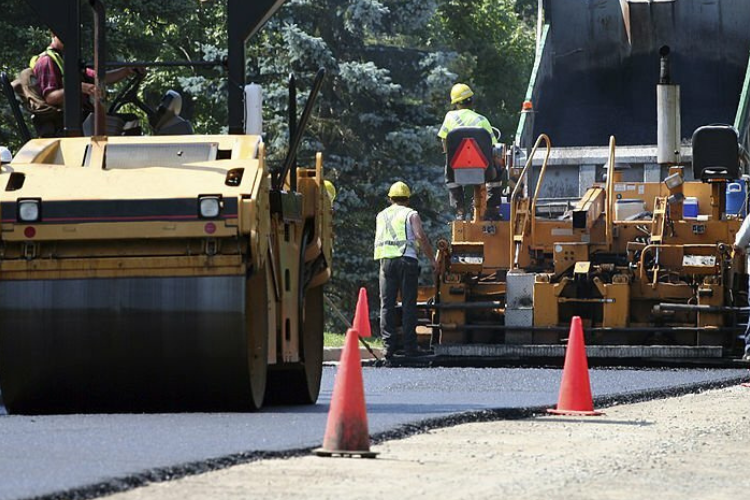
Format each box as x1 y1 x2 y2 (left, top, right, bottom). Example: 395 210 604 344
692 125 740 182
445 126 493 186
0 72 32 143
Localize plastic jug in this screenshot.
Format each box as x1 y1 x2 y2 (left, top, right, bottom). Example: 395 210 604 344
726 181 746 216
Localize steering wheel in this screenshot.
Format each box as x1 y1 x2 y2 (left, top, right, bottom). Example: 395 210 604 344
108 72 151 117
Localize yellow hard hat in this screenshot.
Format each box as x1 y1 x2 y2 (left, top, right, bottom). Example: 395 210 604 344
388 181 411 198
450 83 474 104
324 180 336 201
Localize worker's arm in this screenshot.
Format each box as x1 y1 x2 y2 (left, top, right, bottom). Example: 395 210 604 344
44 68 142 106
43 83 96 107
734 215 750 252
104 67 143 84
410 213 437 272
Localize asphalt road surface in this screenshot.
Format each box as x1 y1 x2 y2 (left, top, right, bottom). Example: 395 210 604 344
0 366 746 500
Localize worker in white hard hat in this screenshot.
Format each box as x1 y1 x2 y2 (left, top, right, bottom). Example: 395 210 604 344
374 181 436 359
438 83 501 220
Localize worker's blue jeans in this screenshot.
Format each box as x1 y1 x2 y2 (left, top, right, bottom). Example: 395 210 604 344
379 256 419 355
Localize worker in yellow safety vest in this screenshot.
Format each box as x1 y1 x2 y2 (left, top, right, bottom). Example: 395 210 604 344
28 33 141 136
374 181 436 359
438 83 502 220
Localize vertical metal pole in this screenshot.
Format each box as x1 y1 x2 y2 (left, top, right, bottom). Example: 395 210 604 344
289 73 297 191
62 0 82 136
226 0 289 134
227 0 245 135
90 0 106 136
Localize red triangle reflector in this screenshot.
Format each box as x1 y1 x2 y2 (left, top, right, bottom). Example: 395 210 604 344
450 138 489 169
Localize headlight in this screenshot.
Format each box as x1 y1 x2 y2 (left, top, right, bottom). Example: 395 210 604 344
199 196 221 218
18 199 40 222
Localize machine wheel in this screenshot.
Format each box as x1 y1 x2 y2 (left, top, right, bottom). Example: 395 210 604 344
245 265 271 410
265 231 325 405
292 283 325 403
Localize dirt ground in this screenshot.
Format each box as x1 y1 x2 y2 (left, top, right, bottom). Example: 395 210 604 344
104 385 750 500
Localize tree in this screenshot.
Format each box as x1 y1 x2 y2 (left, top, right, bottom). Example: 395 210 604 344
430 0 535 135
247 0 459 325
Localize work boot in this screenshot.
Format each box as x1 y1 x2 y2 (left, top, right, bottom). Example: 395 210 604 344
382 344 396 360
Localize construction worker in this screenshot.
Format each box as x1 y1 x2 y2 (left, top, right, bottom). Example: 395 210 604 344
30 33 141 136
324 179 337 202
438 83 501 220
374 181 437 359
733 217 750 361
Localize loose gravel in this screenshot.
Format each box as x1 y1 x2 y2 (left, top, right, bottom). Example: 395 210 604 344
101 384 750 500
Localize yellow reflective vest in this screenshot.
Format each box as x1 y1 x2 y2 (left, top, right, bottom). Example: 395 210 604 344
438 108 496 143
30 49 64 76
374 204 417 260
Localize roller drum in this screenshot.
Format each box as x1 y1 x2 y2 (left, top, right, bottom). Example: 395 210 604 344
0 276 259 414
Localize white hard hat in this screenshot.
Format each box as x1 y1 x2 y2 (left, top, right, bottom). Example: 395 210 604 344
0 146 12 165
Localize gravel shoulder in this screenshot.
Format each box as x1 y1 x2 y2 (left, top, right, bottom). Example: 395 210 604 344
104 384 750 500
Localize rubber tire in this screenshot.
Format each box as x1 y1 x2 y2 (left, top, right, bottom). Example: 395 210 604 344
245 265 270 410
265 232 325 405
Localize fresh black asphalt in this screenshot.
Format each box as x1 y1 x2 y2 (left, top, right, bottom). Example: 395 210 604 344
0 366 747 500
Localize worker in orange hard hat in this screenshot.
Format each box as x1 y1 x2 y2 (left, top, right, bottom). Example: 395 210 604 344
438 83 501 220
374 181 436 360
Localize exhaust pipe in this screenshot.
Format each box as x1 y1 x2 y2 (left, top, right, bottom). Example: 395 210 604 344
657 46 681 164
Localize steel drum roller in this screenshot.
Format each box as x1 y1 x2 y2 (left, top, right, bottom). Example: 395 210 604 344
0 275 263 413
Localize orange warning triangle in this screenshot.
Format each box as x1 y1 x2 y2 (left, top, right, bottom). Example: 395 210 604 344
450 138 489 169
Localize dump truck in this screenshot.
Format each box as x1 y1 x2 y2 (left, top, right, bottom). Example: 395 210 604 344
421 0 750 362
0 0 332 413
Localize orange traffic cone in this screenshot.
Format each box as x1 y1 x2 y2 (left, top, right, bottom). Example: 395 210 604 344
547 316 603 416
314 328 378 458
352 287 372 338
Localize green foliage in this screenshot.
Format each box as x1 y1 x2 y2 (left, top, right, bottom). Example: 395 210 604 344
0 0 535 328
431 0 535 134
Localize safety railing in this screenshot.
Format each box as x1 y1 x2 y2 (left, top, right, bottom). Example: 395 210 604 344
509 133 551 268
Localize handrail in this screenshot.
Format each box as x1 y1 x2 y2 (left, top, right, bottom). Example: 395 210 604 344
605 135 616 251
529 134 553 242
273 67 325 191
509 133 551 269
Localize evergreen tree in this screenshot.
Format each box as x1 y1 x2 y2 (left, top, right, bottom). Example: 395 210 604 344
249 0 457 322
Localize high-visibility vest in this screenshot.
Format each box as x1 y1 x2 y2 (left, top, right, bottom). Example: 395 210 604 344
374 204 417 260
438 108 496 143
30 49 64 76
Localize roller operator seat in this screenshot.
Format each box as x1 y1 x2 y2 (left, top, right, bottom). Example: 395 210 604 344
692 125 740 183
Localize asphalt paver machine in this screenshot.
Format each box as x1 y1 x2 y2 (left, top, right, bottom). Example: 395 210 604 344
422 0 750 363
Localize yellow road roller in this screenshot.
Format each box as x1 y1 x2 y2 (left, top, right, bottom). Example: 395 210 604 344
0 0 332 413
